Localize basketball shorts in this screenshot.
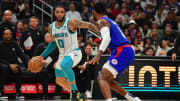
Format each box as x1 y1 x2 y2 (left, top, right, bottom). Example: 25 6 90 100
55 48 82 77
103 44 135 78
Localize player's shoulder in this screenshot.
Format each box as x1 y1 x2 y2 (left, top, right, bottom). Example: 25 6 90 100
97 19 110 28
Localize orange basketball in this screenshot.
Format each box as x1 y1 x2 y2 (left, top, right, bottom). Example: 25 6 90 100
28 57 43 73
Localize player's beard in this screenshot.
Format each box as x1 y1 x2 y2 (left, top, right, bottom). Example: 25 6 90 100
56 16 65 22
93 15 97 21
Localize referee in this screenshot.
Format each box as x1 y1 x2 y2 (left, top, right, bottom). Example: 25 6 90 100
172 32 180 61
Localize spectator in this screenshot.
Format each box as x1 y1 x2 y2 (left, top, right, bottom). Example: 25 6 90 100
66 3 82 20
128 19 137 39
140 22 151 37
163 13 178 30
81 5 91 21
162 27 175 47
144 4 155 22
120 2 132 16
154 9 166 28
17 0 25 12
20 2 34 20
111 3 121 17
136 29 144 41
116 15 125 29
156 40 171 56
16 21 24 40
20 16 44 58
131 38 144 56
151 21 164 38
0 29 27 100
123 28 131 42
33 32 60 99
118 8 129 26
73 42 95 98
0 10 17 41
138 12 150 27
144 47 155 56
149 28 161 50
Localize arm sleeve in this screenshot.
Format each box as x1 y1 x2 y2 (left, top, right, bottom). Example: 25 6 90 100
41 41 57 58
99 26 111 52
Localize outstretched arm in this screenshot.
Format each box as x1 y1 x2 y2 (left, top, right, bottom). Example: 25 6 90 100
69 19 99 36
40 24 57 59
89 19 111 64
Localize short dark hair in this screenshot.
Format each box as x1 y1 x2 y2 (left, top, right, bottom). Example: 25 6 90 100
93 2 106 14
55 5 65 11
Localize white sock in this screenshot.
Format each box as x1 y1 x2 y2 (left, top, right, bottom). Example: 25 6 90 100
124 92 135 101
106 98 113 101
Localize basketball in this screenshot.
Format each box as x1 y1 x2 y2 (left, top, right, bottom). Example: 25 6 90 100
27 57 43 73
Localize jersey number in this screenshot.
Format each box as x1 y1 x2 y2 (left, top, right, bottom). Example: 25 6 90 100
58 40 64 48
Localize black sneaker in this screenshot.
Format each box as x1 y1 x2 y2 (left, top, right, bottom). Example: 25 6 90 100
71 90 85 101
16 93 25 100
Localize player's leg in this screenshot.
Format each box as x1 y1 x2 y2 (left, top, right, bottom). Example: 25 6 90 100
106 46 140 101
60 54 85 101
97 68 113 100
56 77 71 92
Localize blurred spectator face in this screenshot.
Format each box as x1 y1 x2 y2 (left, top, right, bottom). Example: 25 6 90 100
4 0 10 3
3 10 12 23
135 5 140 11
157 10 162 16
170 7 175 14
23 23 28 30
44 33 51 44
17 21 23 30
55 7 66 22
121 8 127 14
89 16 94 23
161 40 168 48
85 45 92 56
124 28 130 36
136 31 142 37
3 30 12 41
69 4 75 11
165 27 172 36
24 3 30 10
116 15 122 23
145 48 154 56
114 3 119 10
129 23 135 29
122 3 127 9
83 6 89 14
152 23 158 29
29 17 39 29
133 38 138 45
152 29 158 36
166 14 173 21
145 38 151 45
147 5 153 13
140 12 146 19
143 24 149 30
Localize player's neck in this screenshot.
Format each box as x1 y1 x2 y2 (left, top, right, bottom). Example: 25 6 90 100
56 19 65 27
97 14 106 20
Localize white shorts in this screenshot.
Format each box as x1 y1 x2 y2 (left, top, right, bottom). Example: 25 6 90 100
55 49 82 70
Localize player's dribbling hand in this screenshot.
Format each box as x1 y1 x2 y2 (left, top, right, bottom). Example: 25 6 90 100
88 56 101 65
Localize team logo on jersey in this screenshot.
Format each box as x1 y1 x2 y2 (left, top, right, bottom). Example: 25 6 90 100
111 59 118 65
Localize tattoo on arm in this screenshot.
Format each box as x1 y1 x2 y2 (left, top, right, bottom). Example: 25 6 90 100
69 19 99 35
97 20 109 29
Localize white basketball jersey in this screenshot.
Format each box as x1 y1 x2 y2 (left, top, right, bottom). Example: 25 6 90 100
51 17 78 55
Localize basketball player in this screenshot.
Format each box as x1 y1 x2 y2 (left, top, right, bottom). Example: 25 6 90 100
88 3 141 101
37 5 99 101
